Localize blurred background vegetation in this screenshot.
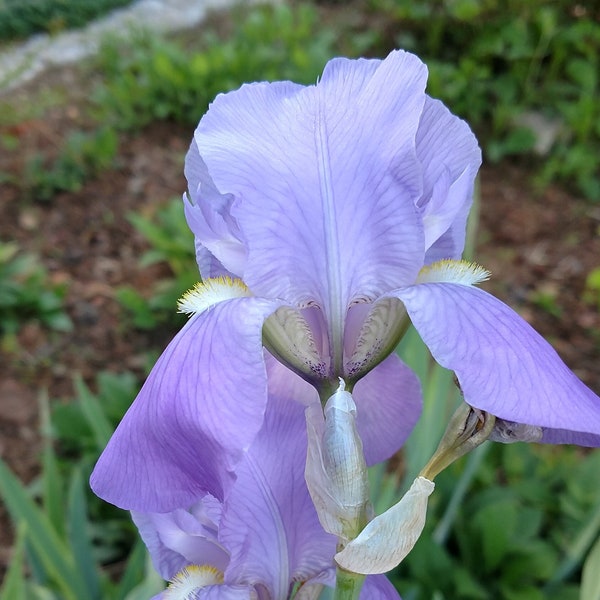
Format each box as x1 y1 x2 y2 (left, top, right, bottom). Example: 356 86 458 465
0 0 134 40
0 1 599 599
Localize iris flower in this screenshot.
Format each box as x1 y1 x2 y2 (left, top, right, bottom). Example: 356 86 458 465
130 382 399 599
91 49 600 519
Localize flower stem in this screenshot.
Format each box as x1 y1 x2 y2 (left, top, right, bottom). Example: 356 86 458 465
333 566 365 600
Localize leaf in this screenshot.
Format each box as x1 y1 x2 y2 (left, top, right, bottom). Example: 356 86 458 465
40 390 65 538
472 498 518 571
0 521 27 600
74 374 114 451
398 326 462 485
41 434 65 536
26 584 60 600
113 540 149 600
122 551 164 600
581 535 600 600
96 370 138 422
548 495 600 586
67 468 103 599
433 444 490 545
0 458 88 600
501 585 545 600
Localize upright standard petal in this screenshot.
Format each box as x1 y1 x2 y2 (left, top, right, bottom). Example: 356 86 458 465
90 297 283 512
192 50 427 313
219 392 336 599
395 283 600 442
415 97 481 260
183 145 247 278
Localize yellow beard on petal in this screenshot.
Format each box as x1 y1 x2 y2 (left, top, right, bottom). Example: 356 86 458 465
164 564 224 599
177 276 251 316
416 259 490 286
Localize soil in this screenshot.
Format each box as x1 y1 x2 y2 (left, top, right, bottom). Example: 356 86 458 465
0 51 599 577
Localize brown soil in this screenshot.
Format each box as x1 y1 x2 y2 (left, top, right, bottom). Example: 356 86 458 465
0 53 599 577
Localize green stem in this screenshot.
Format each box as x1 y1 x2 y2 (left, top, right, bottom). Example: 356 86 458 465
333 566 365 600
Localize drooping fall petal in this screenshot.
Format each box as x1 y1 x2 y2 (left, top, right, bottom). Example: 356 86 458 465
91 297 283 512
395 282 600 443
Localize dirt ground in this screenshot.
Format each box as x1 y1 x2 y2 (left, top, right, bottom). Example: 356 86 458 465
0 59 599 575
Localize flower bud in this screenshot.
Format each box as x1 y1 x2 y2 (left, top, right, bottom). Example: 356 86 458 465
305 380 370 542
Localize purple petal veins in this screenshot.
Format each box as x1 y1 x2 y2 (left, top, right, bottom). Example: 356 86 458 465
90 297 284 512
394 283 600 444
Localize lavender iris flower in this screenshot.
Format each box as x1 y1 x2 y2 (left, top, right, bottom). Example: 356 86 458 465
130 389 399 599
91 49 600 517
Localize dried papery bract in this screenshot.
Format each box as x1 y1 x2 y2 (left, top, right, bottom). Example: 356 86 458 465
305 381 370 543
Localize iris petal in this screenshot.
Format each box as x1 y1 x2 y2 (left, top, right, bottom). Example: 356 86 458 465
265 352 422 463
354 354 423 465
184 586 254 600
415 96 481 260
90 297 283 512
219 393 335 599
191 50 428 312
540 428 600 446
184 139 248 279
395 283 600 441
132 505 229 581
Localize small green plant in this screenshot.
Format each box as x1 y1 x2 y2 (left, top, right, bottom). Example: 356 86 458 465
0 0 135 42
24 127 118 201
116 198 197 330
369 0 600 200
0 240 71 334
92 4 338 130
530 285 563 318
51 372 139 464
